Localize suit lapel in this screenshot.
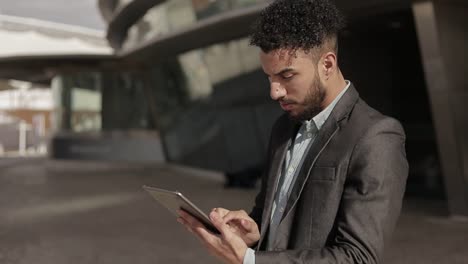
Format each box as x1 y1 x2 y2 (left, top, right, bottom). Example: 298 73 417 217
281 120 339 220
281 84 360 222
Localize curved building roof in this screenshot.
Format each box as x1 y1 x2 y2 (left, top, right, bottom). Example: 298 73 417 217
121 3 269 64
0 15 114 83
101 0 411 62
0 0 412 83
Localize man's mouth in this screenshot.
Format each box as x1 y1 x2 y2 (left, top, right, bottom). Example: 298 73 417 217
280 102 295 111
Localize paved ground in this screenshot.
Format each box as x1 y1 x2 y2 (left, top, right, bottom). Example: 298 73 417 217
1 158 467 264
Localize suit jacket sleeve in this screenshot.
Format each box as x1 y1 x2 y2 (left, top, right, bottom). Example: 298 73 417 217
255 117 409 264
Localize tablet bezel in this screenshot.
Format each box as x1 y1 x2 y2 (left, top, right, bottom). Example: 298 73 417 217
143 185 219 234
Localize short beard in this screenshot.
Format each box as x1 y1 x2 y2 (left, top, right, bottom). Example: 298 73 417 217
289 76 326 122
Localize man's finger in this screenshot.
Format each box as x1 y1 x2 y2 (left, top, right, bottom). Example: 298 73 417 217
222 210 249 223
180 210 221 246
193 223 220 246
177 217 195 234
240 219 252 230
222 211 255 231
211 207 230 217
210 211 234 241
178 210 206 230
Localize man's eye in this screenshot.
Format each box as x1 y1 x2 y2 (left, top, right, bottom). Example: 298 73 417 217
282 74 294 80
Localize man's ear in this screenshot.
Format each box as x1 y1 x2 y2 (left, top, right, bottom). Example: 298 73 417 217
321 52 337 80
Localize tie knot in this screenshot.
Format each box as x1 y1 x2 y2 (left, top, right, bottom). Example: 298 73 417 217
305 120 318 134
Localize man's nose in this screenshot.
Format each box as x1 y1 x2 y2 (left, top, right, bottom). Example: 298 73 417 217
270 82 286 100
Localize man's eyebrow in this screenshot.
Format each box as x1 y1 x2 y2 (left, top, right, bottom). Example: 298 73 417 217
273 68 295 76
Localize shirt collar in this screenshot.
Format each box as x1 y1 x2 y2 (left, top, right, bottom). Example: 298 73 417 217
304 80 351 132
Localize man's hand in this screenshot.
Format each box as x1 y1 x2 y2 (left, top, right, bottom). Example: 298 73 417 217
178 209 248 264
212 208 260 247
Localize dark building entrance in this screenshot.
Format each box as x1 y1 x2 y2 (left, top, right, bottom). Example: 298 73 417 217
339 9 444 199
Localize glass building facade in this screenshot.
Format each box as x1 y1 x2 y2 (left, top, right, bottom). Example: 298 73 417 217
51 1 281 173
47 0 468 214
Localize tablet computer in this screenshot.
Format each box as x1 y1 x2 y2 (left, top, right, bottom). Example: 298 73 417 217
142 185 220 234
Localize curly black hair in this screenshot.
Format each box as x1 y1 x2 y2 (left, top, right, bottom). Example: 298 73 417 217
250 0 346 54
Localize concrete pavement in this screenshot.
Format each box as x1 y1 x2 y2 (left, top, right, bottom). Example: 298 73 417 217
1 158 467 264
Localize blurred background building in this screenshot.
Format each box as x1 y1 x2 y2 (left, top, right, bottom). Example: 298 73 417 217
0 13 111 157
0 0 466 217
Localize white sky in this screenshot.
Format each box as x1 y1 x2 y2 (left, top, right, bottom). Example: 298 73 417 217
0 0 106 30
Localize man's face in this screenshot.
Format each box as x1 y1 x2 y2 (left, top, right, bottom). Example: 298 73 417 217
260 49 326 122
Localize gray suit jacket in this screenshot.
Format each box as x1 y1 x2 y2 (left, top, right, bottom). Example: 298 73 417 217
250 84 408 264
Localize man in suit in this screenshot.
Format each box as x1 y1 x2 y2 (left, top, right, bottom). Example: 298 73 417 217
178 0 408 263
